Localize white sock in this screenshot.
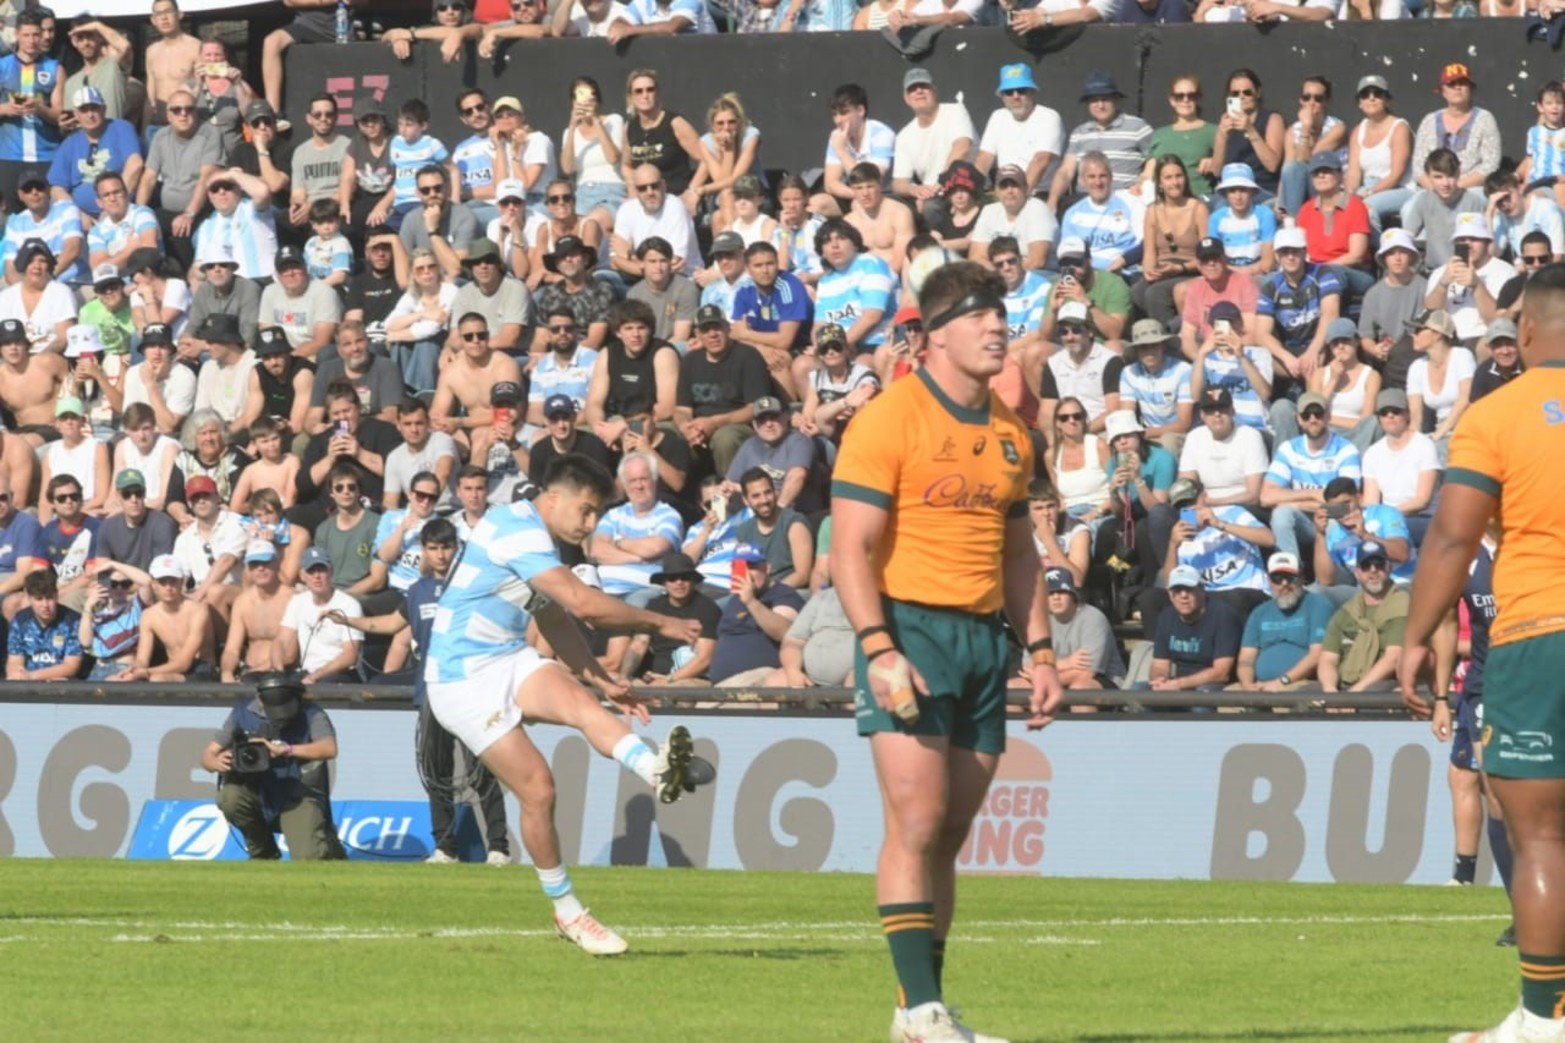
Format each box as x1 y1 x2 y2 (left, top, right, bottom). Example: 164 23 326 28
611 733 658 787
1521 1008 1565 1029
906 1001 945 1021
536 864 585 922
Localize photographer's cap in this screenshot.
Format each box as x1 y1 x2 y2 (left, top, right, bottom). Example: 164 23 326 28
150 554 186 581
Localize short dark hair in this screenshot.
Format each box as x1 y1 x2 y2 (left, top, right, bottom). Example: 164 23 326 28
847 161 881 186
416 163 446 184
830 83 869 113
409 470 441 493
1425 148 1461 177
309 92 338 116
609 298 657 331
1522 229 1554 252
327 461 362 488
457 464 489 483
308 198 341 224
546 305 577 325
24 568 57 598
421 517 459 546
93 171 125 193
918 261 1005 326
540 454 615 501
744 241 778 262
396 398 429 418
457 311 488 329
400 99 430 124
122 402 155 429
1323 476 1360 500
249 416 284 441
324 379 359 408
456 88 487 112
46 474 81 499
635 236 673 261
739 466 772 491
987 236 1022 262
17 8 48 29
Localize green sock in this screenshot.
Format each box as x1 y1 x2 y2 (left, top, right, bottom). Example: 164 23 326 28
880 902 940 1009
1520 952 1565 1019
932 938 947 992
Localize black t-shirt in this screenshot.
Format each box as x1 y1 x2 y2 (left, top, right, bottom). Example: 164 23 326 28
258 356 312 426
1153 599 1241 679
604 340 678 419
931 205 979 244
527 430 615 478
641 591 721 677
677 341 772 418
298 417 403 503
228 135 298 181
1471 358 1524 403
345 268 402 333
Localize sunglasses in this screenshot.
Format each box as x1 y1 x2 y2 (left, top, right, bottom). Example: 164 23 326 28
167 105 195 115
993 257 1021 268
1000 88 1031 97
1377 407 1406 417
1056 412 1085 422
631 86 657 95
308 110 335 119
251 117 276 128
1059 325 1086 336
634 183 662 193
548 324 576 333
547 193 575 204
120 488 145 499
462 331 489 342
52 492 81 503
1300 407 1326 420
1357 559 1389 572
418 184 444 196
1300 92 1327 103
460 103 488 116
1522 255 1550 267
109 579 134 590
819 342 845 353
1359 88 1388 100
208 183 235 193
332 483 360 494
410 489 438 502
1227 88 1256 98
499 197 523 207
1170 91 1200 101
1269 573 1299 585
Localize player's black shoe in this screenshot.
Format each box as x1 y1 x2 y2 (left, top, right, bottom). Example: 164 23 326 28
1496 922 1517 947
653 726 716 804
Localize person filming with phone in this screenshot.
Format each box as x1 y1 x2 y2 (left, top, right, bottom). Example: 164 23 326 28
1311 475 1416 607
708 543 804 688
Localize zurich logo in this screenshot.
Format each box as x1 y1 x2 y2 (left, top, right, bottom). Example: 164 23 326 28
167 803 232 860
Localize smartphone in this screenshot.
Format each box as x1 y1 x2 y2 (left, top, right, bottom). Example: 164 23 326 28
1455 242 1471 264
1179 507 1199 529
1226 96 1244 119
335 420 349 436
1117 452 1138 472
1325 502 1351 520
573 86 593 105
710 495 728 523
628 418 645 437
493 406 513 425
731 558 749 584
1213 319 1233 337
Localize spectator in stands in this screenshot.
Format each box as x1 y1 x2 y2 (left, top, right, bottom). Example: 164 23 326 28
1040 302 1123 434
191 315 256 438
401 163 479 280
0 10 63 213
186 242 260 351
970 164 1055 272
1471 318 1524 402
1345 75 1414 235
618 552 719 683
243 331 313 442
97 469 176 574
38 474 97 608
170 474 245 619
374 469 441 595
1190 301 1273 434
79 563 146 680
138 88 220 270
770 581 854 687
311 461 389 609
627 237 698 344
448 465 489 541
6 569 80 680
277 547 363 684
1179 387 1268 509
1048 394 1113 537
220 540 290 680
534 236 613 349
300 383 400 514
1297 154 1373 299
812 83 894 217
339 103 393 247
527 179 599 289
1263 391 1363 562
1119 321 1192 456
1143 75 1217 200
1134 155 1208 326
727 397 818 509
250 252 329 368
525 394 615 480
590 451 684 606
91 187 161 299
299 322 390 432
1058 152 1143 279
677 304 769 475
1206 163 1276 278
184 37 255 159
1047 74 1151 210
1484 170 1564 264
1424 212 1515 349
37 395 108 522
229 415 301 513
1158 474 1272 626
48 86 140 218
891 68 974 227
974 64 1062 199
1360 388 1440 544
1411 62 1500 197
612 165 700 279
285 94 349 236
1312 476 1415 600
452 239 531 359
0 459 40 608
556 76 626 235
170 409 249 518
800 323 877 444
811 219 897 363
1234 551 1332 690
384 101 449 238
1401 148 1483 270
63 18 131 123
843 163 914 277
618 70 702 213
1211 69 1286 201
145 2 200 134
3 179 85 288
1049 237 1130 346
1103 405 1177 570
730 239 812 382
1276 75 1348 219
1042 566 1125 691
692 94 763 234
229 100 292 211
1255 226 1341 403
1295 317 1381 450
431 311 524 446
1027 478 1090 586
1317 540 1408 694
611 0 715 43
1179 236 1259 364
120 325 191 437
731 463 813 588
709 543 803 687
1356 230 1426 391
379 400 457 511
583 299 677 446
78 266 134 362
0 315 62 447
1148 565 1240 692
1403 306 1475 457
385 251 458 400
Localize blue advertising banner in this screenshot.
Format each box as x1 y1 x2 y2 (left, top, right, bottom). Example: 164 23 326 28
128 799 482 862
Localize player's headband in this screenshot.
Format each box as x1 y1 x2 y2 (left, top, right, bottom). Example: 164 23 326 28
923 291 1005 333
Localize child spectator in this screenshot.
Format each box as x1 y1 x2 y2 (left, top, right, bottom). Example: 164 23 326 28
1518 81 1565 211
229 417 300 513
387 100 449 233
304 199 353 289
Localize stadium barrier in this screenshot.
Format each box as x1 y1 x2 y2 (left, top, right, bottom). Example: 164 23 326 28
0 685 1487 886
284 22 1546 181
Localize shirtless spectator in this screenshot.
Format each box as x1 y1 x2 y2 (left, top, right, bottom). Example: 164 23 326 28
430 312 523 446
107 554 215 681
120 325 194 436
220 540 291 681
144 1 201 131
0 317 67 446
171 474 246 621
229 417 301 513
844 162 915 275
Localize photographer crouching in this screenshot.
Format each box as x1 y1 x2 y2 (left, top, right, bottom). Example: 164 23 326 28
198 672 347 860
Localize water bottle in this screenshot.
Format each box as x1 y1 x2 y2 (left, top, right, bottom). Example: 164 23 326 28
334 0 351 44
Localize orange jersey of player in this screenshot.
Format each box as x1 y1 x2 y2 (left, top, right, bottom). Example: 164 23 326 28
830 367 1034 615
1446 365 1565 647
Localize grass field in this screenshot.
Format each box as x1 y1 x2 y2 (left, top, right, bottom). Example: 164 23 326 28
0 860 1520 1041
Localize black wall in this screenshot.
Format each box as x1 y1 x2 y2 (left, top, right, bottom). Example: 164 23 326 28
285 22 1544 179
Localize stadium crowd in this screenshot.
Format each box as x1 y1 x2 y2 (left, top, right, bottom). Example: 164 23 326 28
0 0 1540 699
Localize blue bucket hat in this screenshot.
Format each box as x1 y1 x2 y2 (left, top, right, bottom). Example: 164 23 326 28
996 63 1037 97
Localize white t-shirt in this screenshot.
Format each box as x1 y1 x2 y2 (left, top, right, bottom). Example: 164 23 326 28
1406 347 1477 424
194 351 257 425
518 131 558 197
128 278 191 341
1362 432 1441 509
172 509 248 587
0 279 78 353
971 198 1058 252
612 196 701 274
568 113 626 187
281 589 363 675
909 0 983 14
122 363 197 420
978 104 1065 173
1034 0 1118 14
1426 258 1519 342
1178 423 1270 502
384 432 460 508
565 0 632 35
388 283 460 343
894 103 976 187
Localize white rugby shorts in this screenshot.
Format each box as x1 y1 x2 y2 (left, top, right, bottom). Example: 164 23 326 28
427 647 552 756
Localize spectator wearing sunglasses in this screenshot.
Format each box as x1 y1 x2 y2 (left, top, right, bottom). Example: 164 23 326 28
79 562 149 681
96 468 177 575
1262 391 1363 565
138 88 221 271
375 470 443 593
1359 388 1440 546
36 474 98 610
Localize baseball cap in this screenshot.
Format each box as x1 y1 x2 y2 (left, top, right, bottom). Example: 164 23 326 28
1324 316 1358 343
1195 236 1225 261
543 393 577 418
994 164 1027 188
892 304 921 328
1057 300 1089 326
490 380 523 406
150 555 187 581
734 543 768 565
1485 318 1519 343
71 85 104 110
1198 387 1233 412
1267 552 1301 577
1168 565 1203 591
140 323 173 349
1307 152 1342 174
0 318 24 345
1356 74 1391 97
1377 228 1419 257
752 395 784 418
995 63 1037 96
64 326 103 358
1215 162 1259 193
1168 476 1202 507
1451 211 1493 241
54 396 84 418
1439 61 1475 87
710 231 745 256
15 237 53 269
462 238 502 267
695 303 728 328
1274 227 1307 252
1356 540 1390 566
91 262 123 288
274 245 306 270
244 540 279 565
184 475 219 499
732 174 763 198
903 67 934 92
817 322 848 348
255 327 291 357
1405 308 1457 339
245 99 277 123
301 547 333 572
1056 236 1089 264
495 178 527 203
1297 391 1331 415
1045 567 1078 596
1375 388 1409 412
492 95 523 114
114 468 147 492
355 101 387 123
1208 300 1243 325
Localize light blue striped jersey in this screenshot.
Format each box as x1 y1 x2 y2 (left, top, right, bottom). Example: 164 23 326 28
304 233 352 282
451 133 497 195
1493 194 1565 259
191 199 279 281
1175 504 1269 594
593 500 685 594
1003 271 1052 342
375 509 430 592
88 203 160 262
428 500 563 683
1058 194 1141 276
1199 347 1274 431
528 346 600 411
772 216 824 277
1208 205 1277 268
390 134 449 209
0 55 62 162
685 506 753 587
816 253 896 347
699 273 752 317
822 119 895 179
3 200 86 283
1265 432 1362 491
1325 504 1417 585
1119 356 1192 429
1528 123 1565 184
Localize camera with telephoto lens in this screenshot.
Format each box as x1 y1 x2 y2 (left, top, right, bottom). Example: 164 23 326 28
229 728 271 775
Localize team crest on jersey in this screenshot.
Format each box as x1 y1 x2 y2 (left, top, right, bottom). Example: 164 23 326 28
934 437 957 462
972 436 987 456
1000 438 1019 464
